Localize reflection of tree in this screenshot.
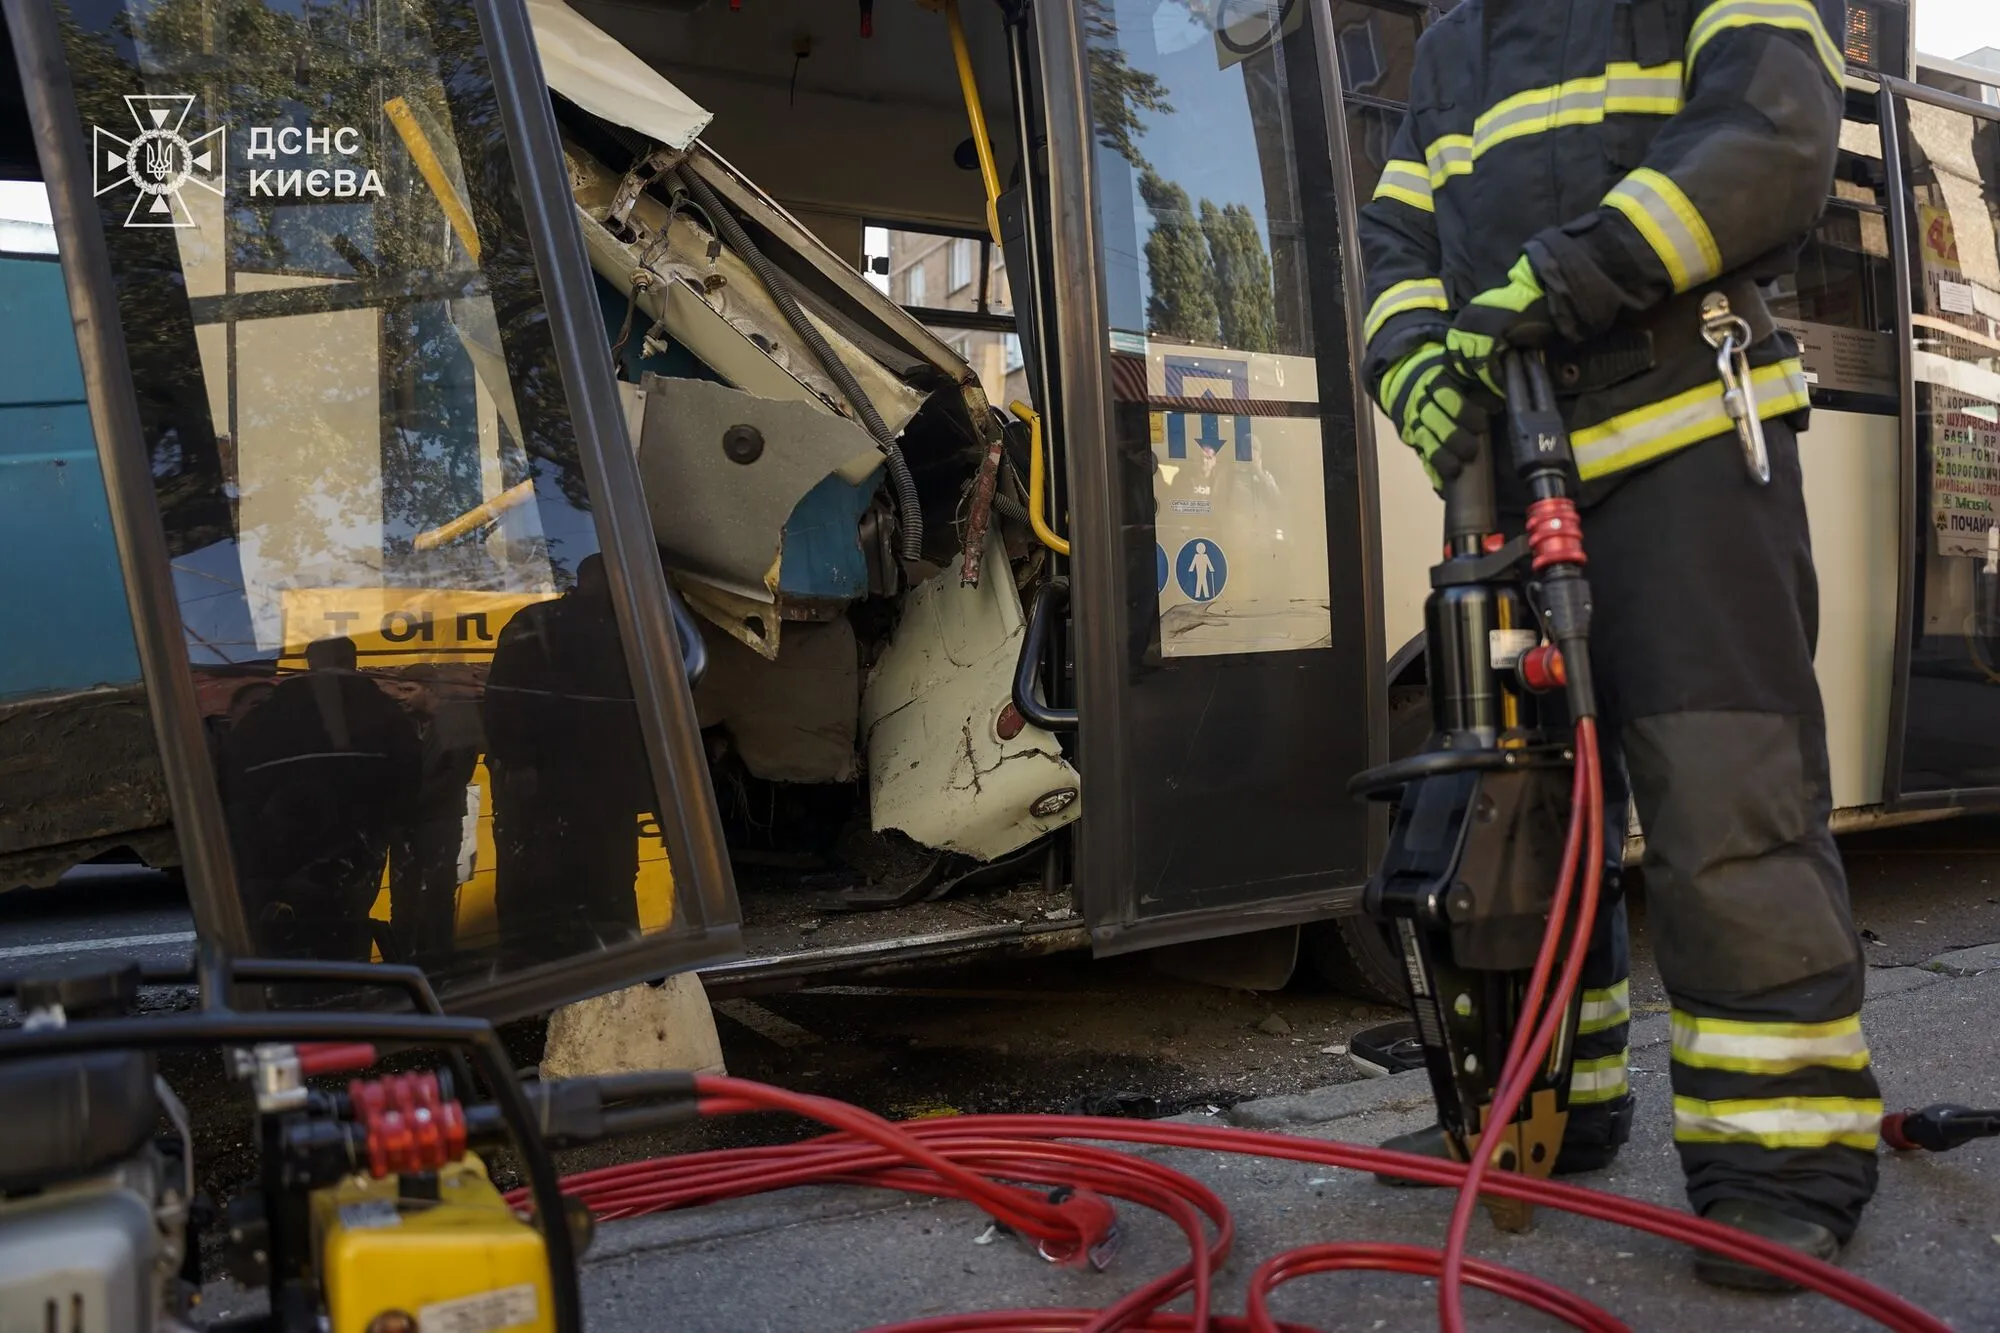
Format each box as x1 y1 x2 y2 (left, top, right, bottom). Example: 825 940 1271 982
1202 201 1275 353
1140 170 1218 344
1083 0 1175 170
54 0 600 607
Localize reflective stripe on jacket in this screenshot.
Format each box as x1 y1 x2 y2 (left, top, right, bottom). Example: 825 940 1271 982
1357 0 1845 483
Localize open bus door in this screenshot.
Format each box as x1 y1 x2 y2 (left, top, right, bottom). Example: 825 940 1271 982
2 0 742 1017
1031 2 1393 958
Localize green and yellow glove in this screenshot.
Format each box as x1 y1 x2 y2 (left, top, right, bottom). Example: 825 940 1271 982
1381 341 1490 490
1446 254 1556 396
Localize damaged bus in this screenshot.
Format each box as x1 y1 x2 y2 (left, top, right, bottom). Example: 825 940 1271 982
3 0 2000 1012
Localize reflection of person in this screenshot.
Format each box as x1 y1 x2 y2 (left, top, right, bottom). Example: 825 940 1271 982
482 554 653 967
386 677 482 967
1355 0 1870 1288
219 637 422 965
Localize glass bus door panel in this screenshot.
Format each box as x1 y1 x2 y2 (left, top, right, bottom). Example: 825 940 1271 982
1887 85 2000 801
1763 91 1904 811
1052 0 1376 951
17 0 739 1015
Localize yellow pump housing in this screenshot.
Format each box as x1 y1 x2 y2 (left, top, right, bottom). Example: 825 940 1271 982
312 1155 553 1333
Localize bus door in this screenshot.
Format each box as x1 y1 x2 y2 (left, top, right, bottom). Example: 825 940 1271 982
1881 68 2000 806
1035 1 1396 953
3 0 741 1017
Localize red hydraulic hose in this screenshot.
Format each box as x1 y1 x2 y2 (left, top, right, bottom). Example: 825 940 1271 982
1437 717 1604 1332
1245 1242 1625 1333
526 1092 1945 1332
506 737 1947 1331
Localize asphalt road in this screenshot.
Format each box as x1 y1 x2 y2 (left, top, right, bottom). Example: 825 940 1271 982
0 863 198 970
12 815 2000 1123
13 814 2000 1330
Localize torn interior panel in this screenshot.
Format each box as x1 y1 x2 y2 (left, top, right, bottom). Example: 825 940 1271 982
635 374 883 607
861 533 1082 862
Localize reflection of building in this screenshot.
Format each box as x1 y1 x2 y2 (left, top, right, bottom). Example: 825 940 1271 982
1330 1 1425 202
884 228 1028 408
1920 48 2000 106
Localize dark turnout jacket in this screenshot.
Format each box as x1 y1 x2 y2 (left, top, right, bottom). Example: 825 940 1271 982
1358 0 1847 483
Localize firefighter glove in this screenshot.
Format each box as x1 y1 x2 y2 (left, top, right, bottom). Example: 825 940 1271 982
1446 254 1556 396
1382 341 1488 490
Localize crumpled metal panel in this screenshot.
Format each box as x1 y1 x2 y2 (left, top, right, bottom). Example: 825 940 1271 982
636 374 882 617
861 533 1082 860
565 140 929 434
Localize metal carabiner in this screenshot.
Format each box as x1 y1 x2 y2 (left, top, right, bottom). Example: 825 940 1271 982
1700 293 1770 485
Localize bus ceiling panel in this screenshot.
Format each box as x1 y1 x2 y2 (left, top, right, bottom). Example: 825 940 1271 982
565 0 1016 232
1879 77 2000 807
530 0 713 150
8 0 744 1019
1042 0 1380 953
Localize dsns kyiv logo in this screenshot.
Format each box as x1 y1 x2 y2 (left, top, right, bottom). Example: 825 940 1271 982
93 94 225 228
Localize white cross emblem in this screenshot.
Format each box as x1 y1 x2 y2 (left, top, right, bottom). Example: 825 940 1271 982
92 94 226 228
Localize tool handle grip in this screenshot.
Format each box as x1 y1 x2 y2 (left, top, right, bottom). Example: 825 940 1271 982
1442 429 1496 547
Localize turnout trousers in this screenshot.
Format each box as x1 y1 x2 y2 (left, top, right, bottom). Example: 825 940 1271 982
1542 421 1880 1241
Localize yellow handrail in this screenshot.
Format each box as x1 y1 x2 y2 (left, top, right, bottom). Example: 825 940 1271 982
944 0 1004 247
412 479 534 551
1012 399 1068 557
385 96 481 262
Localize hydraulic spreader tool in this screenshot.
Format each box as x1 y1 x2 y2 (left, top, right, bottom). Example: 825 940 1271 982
1351 351 1604 1242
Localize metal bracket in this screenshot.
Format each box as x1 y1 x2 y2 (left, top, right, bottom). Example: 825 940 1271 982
606 146 683 243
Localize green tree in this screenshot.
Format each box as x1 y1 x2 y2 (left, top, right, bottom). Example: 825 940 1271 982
1139 170 1219 344
1082 0 1175 170
1201 201 1276 353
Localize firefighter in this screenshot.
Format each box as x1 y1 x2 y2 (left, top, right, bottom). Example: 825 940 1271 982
1355 0 1874 1290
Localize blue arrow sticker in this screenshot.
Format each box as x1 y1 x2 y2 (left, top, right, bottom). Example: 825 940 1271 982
1175 538 1227 603
1156 542 1170 594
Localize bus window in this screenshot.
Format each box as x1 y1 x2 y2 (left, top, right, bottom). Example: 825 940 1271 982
864 223 1022 407
1888 88 2000 796
1767 95 1900 408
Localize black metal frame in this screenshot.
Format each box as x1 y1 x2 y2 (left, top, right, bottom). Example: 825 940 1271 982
0 950 582 1333
4 0 742 1019
474 0 743 1013
1878 75 2000 811
1313 0 1397 868
1035 0 1380 954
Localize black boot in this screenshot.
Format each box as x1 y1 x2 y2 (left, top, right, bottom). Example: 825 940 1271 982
1691 1198 1842 1292
1371 1095 1634 1186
